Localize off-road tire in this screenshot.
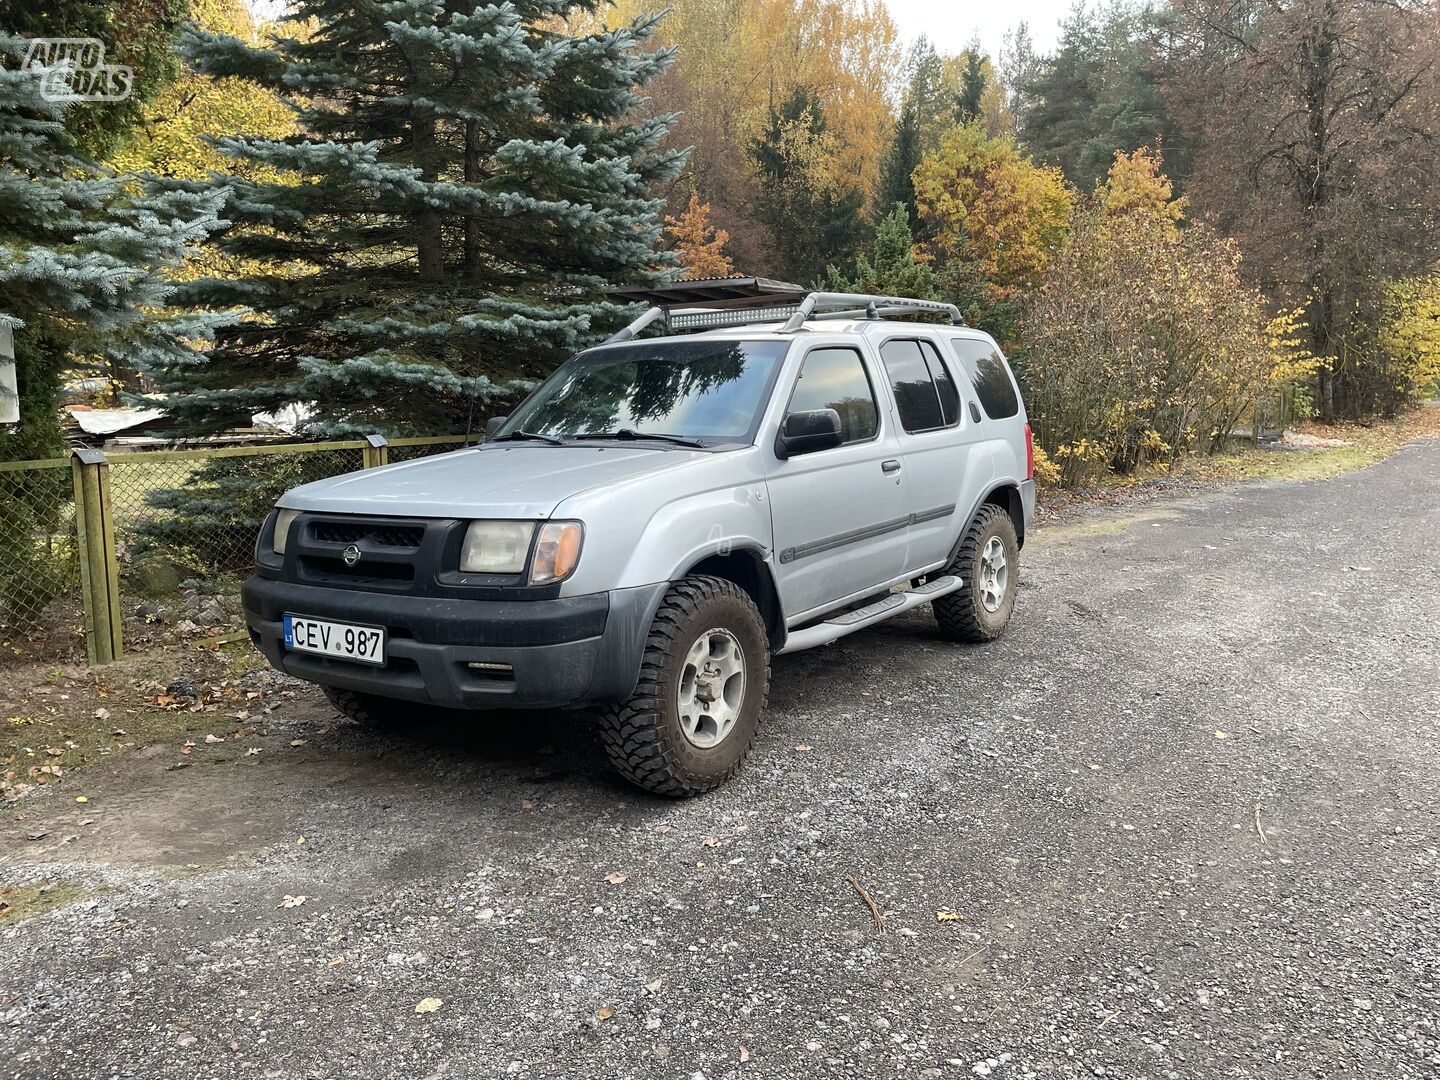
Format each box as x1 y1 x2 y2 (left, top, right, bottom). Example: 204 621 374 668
934 503 1019 643
322 685 409 726
597 575 771 797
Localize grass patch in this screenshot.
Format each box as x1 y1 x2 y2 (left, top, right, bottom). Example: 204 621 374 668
0 880 95 925
1045 405 1440 496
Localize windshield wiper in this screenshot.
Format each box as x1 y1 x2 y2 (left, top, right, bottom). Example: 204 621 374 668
572 429 708 449
496 429 566 446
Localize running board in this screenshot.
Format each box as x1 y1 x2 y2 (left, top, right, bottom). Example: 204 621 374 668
778 575 963 654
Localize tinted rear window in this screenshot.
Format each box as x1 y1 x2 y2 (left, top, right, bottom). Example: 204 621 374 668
880 339 945 432
950 337 1019 419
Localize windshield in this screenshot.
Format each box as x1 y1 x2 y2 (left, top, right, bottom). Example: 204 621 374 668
499 339 787 444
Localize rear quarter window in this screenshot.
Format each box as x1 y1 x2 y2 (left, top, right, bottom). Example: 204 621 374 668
950 337 1020 420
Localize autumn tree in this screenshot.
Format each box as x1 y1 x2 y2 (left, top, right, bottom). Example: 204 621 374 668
606 0 900 271
665 191 734 280
1018 151 1315 483
912 123 1073 337
1163 0 1440 419
751 88 864 284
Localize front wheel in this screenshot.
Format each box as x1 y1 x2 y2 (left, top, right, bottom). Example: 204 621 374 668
934 503 1019 642
597 575 771 797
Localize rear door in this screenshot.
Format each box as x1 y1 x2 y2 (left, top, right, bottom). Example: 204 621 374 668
875 335 990 571
765 343 909 620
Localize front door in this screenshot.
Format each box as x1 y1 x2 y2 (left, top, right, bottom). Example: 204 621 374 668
766 344 909 621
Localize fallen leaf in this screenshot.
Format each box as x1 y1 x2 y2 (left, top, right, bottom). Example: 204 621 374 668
94 708 109 721
289 739 306 747
74 796 88 804
936 909 964 922
740 1046 750 1063
277 895 306 909
980 748 1001 759
296 836 306 845
1214 730 1229 739
794 744 813 752
645 978 662 993
204 734 224 745
596 1004 615 1021
327 955 346 967
604 872 628 885
244 747 262 756
415 997 444 1014
701 836 719 848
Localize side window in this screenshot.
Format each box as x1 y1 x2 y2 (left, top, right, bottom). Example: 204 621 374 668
788 346 878 444
950 337 1020 419
880 339 962 432
920 341 961 426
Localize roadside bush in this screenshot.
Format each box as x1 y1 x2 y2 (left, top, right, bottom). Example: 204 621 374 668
1017 150 1315 485
1379 272 1440 409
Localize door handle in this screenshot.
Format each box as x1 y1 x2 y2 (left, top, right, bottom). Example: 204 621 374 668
881 459 901 473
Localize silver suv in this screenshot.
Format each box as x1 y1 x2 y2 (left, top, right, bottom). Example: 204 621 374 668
243 288 1036 796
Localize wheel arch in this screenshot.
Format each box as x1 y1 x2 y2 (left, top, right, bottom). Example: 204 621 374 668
680 546 786 651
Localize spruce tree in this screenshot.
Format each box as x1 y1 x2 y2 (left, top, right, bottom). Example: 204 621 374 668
826 205 939 302
146 1 685 437
0 33 221 463
0 33 220 625
876 101 921 230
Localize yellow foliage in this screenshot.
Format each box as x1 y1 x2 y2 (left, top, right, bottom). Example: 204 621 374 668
1380 271 1440 404
1030 443 1061 487
105 0 294 182
1099 147 1185 233
607 0 900 200
912 125 1073 298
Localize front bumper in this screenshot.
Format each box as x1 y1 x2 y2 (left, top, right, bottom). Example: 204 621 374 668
243 576 668 710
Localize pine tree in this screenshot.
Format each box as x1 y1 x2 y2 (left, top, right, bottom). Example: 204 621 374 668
664 191 734 280
145 1 685 437
826 205 938 301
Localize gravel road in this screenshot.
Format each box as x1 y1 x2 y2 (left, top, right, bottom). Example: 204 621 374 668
3 441 1438 1080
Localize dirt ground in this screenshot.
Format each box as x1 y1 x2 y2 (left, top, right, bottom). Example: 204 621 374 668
2 436 1438 1079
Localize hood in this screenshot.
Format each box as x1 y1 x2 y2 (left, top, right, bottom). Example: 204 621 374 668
279 443 709 520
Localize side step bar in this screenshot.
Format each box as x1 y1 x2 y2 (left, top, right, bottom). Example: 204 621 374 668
778 575 963 655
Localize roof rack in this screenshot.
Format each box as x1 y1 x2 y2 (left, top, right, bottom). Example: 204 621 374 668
604 280 963 344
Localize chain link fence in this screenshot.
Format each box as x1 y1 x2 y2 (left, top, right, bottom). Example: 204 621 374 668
1 435 469 665
0 459 83 659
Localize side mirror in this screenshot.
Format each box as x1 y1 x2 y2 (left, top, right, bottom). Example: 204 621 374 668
483 415 508 441
777 408 843 458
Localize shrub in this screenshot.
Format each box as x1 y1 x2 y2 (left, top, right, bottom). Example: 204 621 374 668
1016 151 1315 485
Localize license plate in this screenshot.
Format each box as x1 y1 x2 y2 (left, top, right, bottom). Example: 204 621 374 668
283 614 386 666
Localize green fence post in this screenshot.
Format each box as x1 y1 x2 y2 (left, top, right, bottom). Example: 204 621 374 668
72 449 123 664
363 434 389 469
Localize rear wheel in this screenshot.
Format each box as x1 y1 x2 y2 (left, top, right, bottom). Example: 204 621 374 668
597 575 770 797
934 503 1019 642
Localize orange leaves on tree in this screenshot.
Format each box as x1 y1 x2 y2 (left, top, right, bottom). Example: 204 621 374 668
664 192 734 281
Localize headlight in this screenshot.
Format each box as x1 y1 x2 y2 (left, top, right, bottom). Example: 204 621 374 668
460 520 535 574
273 508 300 556
529 521 583 585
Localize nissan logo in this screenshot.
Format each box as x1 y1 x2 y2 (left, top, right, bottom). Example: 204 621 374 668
342 544 362 567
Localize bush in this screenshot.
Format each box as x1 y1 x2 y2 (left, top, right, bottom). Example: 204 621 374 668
1016 150 1315 485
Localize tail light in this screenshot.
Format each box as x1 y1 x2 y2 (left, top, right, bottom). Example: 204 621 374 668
1024 422 1035 480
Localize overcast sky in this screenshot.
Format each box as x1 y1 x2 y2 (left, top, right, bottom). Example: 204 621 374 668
883 0 1074 59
